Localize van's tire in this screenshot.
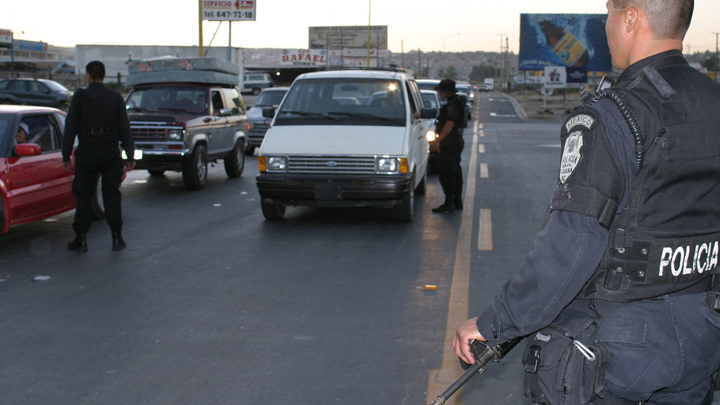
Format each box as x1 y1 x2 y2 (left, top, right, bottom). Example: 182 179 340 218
261 199 285 220
252 87 262 96
90 176 105 220
245 144 256 156
182 144 208 190
148 170 165 176
224 139 245 178
393 181 414 222
415 169 427 195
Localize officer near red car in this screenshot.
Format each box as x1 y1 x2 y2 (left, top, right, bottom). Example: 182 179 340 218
453 1 720 404
62 61 136 252
430 79 466 213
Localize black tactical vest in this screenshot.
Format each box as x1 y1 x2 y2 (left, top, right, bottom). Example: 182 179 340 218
76 84 122 144
436 94 467 134
582 53 720 301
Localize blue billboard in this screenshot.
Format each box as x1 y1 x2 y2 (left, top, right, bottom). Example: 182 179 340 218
519 14 612 72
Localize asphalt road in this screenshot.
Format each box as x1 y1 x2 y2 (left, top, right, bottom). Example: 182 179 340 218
1 91 715 405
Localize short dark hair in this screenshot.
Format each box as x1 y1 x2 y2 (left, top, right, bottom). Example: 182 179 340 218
86 61 106 81
613 0 694 40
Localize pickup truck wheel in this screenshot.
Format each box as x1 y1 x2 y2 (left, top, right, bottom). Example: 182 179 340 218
90 176 105 220
244 144 256 156
261 198 285 220
415 169 427 195
393 182 414 222
224 139 245 178
148 170 165 177
0 197 6 234
252 87 261 96
182 144 208 190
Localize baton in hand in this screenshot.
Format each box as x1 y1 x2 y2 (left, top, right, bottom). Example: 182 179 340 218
428 338 521 405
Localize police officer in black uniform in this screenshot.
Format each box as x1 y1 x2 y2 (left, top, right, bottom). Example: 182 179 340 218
453 1 720 404
63 61 136 252
431 79 466 213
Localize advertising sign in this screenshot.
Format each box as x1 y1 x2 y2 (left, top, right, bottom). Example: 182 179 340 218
0 29 12 48
544 66 588 88
280 49 327 66
202 0 256 21
519 14 612 71
309 26 388 50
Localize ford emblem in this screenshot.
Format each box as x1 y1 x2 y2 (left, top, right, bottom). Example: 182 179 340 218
326 161 337 167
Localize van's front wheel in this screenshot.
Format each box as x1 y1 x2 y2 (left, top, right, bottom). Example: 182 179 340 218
261 199 285 220
393 182 414 222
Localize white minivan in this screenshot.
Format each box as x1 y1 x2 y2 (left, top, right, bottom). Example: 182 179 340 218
256 69 436 221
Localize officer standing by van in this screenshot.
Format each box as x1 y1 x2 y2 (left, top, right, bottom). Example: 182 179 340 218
431 79 466 213
453 1 720 403
62 61 136 252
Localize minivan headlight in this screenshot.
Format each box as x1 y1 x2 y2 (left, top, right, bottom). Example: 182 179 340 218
426 130 437 142
375 157 408 174
266 156 287 172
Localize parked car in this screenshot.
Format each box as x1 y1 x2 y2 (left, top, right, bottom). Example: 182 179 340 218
0 78 73 111
124 57 249 190
456 92 473 122
256 70 437 221
456 83 474 103
416 79 441 92
0 105 104 235
245 87 288 155
242 72 274 95
420 90 441 174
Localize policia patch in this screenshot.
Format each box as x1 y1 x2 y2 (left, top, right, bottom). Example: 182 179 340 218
560 131 584 184
647 233 720 285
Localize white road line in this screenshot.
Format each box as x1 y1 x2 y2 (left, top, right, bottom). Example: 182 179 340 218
480 163 489 178
425 113 481 405
478 144 485 153
478 209 494 251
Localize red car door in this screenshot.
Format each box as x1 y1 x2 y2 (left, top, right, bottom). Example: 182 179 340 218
5 113 74 224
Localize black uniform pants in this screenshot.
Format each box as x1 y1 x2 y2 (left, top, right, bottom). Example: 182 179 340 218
438 132 465 197
72 144 124 234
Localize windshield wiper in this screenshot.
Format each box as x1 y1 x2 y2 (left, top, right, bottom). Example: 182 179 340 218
158 107 192 113
328 112 396 121
280 110 339 120
127 107 148 111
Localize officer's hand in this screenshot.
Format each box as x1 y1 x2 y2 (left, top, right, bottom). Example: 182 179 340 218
125 161 136 171
62 161 72 173
453 317 486 365
430 143 440 153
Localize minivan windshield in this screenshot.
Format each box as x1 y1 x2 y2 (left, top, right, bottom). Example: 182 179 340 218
125 86 208 115
274 78 406 127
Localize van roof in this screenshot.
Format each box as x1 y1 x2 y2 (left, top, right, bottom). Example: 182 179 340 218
293 70 411 81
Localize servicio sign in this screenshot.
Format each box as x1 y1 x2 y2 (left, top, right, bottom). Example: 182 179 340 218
0 29 12 48
202 0 256 21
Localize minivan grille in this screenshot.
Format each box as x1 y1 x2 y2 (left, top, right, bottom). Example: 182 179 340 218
288 156 376 174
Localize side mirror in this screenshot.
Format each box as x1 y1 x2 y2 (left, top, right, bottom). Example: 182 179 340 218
219 108 234 117
262 107 276 119
14 143 42 156
420 108 438 119
246 106 252 111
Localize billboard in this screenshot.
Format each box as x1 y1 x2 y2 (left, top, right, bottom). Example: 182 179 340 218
519 14 612 72
202 0 256 21
280 49 327 66
309 26 387 50
0 29 11 48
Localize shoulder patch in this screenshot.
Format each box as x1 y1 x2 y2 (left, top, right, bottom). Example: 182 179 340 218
565 114 595 132
560 131 584 184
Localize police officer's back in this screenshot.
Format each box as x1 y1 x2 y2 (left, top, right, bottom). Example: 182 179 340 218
62 61 135 252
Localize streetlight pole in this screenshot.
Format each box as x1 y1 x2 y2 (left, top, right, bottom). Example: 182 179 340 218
367 0 372 68
442 33 460 79
714 32 719 83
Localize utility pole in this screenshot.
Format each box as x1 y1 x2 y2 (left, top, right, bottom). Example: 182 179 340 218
418 48 422 79
714 32 719 82
401 40 404 69
505 35 509 93
367 0 372 68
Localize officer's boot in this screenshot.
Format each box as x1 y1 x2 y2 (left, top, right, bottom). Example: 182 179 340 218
112 231 127 251
454 195 464 210
432 194 456 213
67 233 88 253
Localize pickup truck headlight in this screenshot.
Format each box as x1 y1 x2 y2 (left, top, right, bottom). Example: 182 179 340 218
261 156 287 172
426 130 437 143
375 157 408 174
168 129 183 141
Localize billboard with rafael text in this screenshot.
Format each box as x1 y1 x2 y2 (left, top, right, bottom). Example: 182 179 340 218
519 14 612 72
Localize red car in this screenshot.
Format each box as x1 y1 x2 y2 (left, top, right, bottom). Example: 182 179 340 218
0 105 103 235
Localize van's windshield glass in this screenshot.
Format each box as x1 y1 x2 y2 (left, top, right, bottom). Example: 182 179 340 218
274 78 406 127
125 86 208 115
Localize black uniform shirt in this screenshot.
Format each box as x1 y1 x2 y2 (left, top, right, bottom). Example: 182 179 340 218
62 82 134 162
435 94 464 137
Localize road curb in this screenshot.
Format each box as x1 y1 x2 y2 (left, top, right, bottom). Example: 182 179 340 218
504 93 528 120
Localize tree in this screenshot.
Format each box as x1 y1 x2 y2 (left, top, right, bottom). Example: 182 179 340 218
445 65 458 80
469 65 496 83
701 55 718 72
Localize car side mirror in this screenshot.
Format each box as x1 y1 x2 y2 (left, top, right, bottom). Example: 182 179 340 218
262 107 275 119
246 106 252 111
420 108 437 119
219 108 233 117
14 143 42 156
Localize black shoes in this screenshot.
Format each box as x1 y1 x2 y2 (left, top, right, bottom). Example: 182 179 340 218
454 200 464 210
433 194 457 213
67 233 88 252
112 232 127 251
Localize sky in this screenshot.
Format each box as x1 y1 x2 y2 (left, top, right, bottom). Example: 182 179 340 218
2 0 719 54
